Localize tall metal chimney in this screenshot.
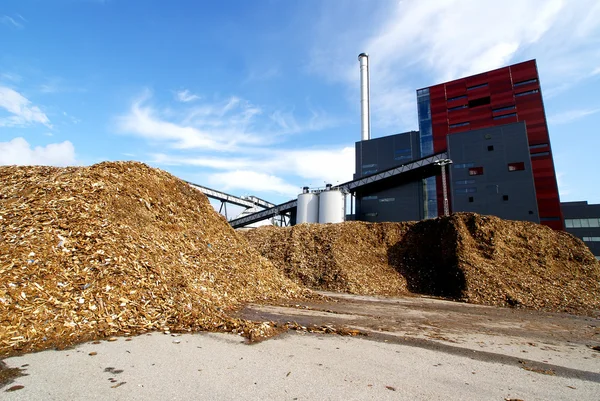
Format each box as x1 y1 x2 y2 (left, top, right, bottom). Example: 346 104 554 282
358 53 371 141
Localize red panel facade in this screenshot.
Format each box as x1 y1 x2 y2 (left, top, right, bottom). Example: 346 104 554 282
426 60 563 230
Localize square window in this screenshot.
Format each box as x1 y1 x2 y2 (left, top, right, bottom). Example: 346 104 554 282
529 211 534 215
508 162 525 172
565 219 573 228
487 145 494 151
589 218 599 228
468 196 474 203
468 167 484 176
503 195 509 201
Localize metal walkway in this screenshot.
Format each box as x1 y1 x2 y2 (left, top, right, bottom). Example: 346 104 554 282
229 152 450 228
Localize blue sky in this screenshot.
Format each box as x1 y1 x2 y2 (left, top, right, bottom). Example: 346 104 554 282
1 0 600 209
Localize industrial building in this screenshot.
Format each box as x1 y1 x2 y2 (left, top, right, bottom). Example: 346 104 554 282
227 56 599 259
416 59 562 230
562 201 600 261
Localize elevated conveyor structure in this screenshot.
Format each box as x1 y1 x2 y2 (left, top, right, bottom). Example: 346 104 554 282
229 152 450 228
186 181 275 220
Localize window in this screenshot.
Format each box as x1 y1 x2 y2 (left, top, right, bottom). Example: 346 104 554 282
468 96 491 108
448 104 467 111
493 113 517 120
487 145 494 151
493 105 516 113
448 95 467 101
364 212 378 217
529 211 534 215
531 152 550 158
449 121 470 128
565 218 600 228
515 89 539 97
583 237 600 242
467 83 488 90
454 162 475 169
379 198 395 203
455 179 476 185
503 195 509 201
362 169 378 175
468 167 484 176
468 196 474 203
362 196 378 201
456 187 477 194
514 78 538 87
362 163 377 168
508 162 525 172
529 143 548 150
417 88 429 96
394 148 411 161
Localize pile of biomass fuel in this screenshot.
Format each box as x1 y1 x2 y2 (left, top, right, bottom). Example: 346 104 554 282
244 222 412 296
245 214 600 314
0 162 305 357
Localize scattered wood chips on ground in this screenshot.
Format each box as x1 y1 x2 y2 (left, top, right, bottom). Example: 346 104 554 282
0 162 308 357
244 214 600 314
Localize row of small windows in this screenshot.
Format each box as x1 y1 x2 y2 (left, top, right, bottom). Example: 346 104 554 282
565 218 600 228
464 195 510 202
530 151 550 158
450 121 470 128
515 89 539 97
514 78 538 87
583 237 600 242
493 105 516 113
529 143 548 150
445 77 537 105
454 163 525 174
493 113 517 120
362 169 378 175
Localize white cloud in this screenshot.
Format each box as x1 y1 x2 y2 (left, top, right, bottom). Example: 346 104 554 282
0 86 51 128
1 15 24 29
117 89 339 151
548 108 600 125
309 0 600 130
0 137 75 166
208 171 300 197
175 89 200 103
152 145 356 196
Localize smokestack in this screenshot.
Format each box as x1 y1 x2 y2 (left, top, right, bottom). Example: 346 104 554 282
358 53 371 141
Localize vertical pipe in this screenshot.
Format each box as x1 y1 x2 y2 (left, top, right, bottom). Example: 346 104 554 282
358 53 370 141
441 164 449 216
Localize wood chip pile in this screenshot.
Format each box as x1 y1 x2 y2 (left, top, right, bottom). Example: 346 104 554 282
244 214 600 314
243 222 411 295
0 161 306 357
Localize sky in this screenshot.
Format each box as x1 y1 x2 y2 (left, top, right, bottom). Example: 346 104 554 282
1 0 600 211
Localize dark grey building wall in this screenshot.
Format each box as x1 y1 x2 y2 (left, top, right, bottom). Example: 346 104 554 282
447 122 540 224
562 201 600 259
354 131 422 222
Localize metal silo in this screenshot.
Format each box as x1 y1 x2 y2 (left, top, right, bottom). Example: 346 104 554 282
297 187 319 224
318 184 345 224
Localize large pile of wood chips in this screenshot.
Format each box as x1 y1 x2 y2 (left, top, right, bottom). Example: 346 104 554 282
0 162 305 356
244 214 600 314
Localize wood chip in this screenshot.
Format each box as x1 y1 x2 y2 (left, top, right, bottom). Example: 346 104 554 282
0 162 307 357
244 214 600 314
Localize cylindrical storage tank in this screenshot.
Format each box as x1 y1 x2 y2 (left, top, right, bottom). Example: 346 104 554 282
297 190 319 224
318 188 345 224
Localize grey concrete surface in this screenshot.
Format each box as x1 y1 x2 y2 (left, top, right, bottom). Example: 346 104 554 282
2 330 599 400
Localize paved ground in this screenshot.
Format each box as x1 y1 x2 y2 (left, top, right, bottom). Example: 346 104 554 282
2 292 600 400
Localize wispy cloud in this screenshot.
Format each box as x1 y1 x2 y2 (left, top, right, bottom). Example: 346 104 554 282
117 89 340 151
1 15 24 29
0 86 52 128
0 137 75 166
548 107 600 125
175 89 200 103
208 171 300 197
308 0 600 130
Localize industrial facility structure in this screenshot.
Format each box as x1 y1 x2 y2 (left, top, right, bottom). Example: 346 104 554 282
223 56 599 260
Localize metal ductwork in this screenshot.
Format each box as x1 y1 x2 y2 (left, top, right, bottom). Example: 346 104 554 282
358 53 371 141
